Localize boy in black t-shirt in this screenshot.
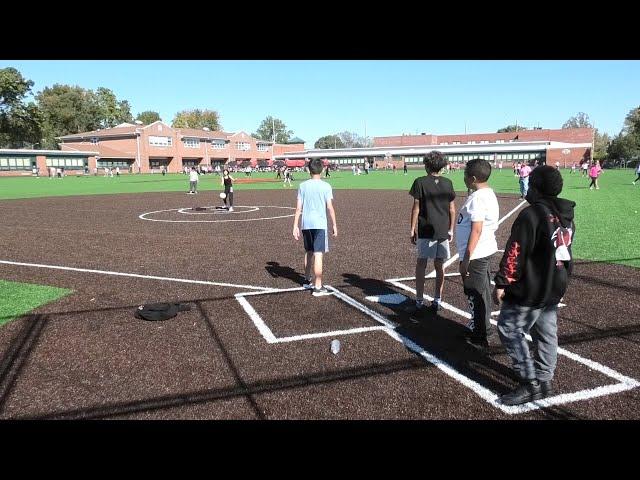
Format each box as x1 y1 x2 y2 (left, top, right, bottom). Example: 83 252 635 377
408 151 456 312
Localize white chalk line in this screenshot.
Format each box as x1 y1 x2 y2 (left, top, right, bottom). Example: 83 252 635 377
384 278 639 413
177 206 259 215
139 205 295 223
0 259 276 292
235 285 397 344
382 198 639 412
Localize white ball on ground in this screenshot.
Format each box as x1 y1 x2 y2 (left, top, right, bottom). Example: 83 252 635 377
219 192 226 199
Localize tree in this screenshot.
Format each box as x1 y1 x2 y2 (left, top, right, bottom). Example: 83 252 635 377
314 134 345 149
0 67 42 148
136 111 161 125
562 112 592 129
95 87 133 128
623 106 640 136
593 129 611 162
172 109 221 130
253 116 293 144
36 84 102 149
497 124 528 133
337 131 372 148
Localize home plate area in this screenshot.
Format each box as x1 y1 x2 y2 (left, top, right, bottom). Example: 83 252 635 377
245 264 639 415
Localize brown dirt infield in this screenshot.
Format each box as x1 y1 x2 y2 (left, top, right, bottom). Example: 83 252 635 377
0 189 638 419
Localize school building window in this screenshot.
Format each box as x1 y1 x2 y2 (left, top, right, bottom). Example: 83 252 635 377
212 141 226 149
183 138 200 148
45 157 85 169
236 142 250 151
149 136 172 147
97 160 131 168
0 156 34 170
496 139 505 143
257 144 269 152
91 137 99 144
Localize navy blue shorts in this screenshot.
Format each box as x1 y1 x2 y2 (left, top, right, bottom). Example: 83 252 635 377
302 229 328 253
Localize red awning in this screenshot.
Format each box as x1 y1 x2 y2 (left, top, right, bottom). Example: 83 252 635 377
285 159 307 168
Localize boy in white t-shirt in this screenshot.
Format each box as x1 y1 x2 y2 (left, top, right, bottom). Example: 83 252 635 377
456 158 500 348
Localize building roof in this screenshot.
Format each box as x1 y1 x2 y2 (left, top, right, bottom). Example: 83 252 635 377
273 140 592 160
0 148 99 155
177 128 228 141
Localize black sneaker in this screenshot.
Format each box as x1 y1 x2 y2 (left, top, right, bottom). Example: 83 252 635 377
539 380 554 398
499 380 544 406
404 302 426 315
312 286 332 297
465 335 489 349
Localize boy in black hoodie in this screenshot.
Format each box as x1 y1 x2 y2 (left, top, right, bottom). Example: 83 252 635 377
493 166 576 406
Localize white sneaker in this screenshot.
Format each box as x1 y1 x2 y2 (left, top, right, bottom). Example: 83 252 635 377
228 207 234 212
303 281 314 290
312 286 332 297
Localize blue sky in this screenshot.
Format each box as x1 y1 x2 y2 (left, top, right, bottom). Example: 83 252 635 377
3 60 639 146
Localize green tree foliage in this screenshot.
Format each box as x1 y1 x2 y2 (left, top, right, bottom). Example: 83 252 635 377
95 87 133 128
172 109 221 130
496 124 528 133
314 134 345 149
0 67 42 148
36 84 100 149
593 130 611 161
606 107 640 164
337 131 372 148
136 111 161 125
253 116 293 144
36 84 135 149
562 112 593 129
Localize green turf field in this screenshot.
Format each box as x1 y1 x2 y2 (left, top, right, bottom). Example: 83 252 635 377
0 168 638 268
0 280 72 327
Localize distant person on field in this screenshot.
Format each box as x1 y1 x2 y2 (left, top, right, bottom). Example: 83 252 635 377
456 159 500 349
571 163 577 174
404 162 408 175
116 166 120 177
633 162 640 185
408 151 456 314
581 161 589 177
493 165 575 406
519 162 532 199
188 167 199 194
221 168 234 211
293 158 338 297
284 167 293 187
325 165 331 178
588 160 602 190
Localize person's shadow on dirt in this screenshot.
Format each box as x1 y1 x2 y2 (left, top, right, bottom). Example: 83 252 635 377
342 272 519 394
265 261 307 286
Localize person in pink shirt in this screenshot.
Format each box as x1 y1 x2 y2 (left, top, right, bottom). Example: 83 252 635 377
519 163 532 198
588 160 602 190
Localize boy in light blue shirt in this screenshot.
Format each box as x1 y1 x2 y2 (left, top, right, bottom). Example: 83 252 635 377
293 158 338 297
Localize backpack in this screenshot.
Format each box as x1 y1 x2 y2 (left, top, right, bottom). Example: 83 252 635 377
534 203 573 265
135 302 191 321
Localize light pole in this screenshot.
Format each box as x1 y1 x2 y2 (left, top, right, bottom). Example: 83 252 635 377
203 127 210 170
135 120 143 173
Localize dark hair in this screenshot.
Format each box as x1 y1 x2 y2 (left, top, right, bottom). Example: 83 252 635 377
309 158 324 175
423 151 447 173
529 165 563 196
465 158 492 182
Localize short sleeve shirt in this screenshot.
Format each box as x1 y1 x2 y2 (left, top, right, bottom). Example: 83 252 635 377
298 179 333 230
409 175 456 240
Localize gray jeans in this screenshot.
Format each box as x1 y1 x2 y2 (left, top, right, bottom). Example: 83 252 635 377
497 301 558 382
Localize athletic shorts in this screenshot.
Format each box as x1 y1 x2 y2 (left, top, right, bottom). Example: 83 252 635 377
302 229 328 253
416 238 450 259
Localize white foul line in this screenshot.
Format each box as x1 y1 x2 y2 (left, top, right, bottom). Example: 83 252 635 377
235 285 398 345
0 260 275 292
